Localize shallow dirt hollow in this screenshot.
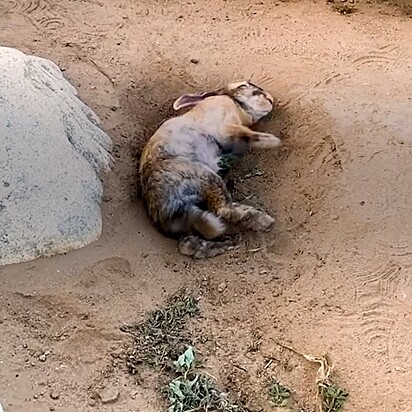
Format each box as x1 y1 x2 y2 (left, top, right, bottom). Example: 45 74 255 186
1 0 412 411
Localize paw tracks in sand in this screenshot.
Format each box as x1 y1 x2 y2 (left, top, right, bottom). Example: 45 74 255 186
349 44 401 70
337 259 412 367
320 254 412 372
3 0 65 31
356 261 405 362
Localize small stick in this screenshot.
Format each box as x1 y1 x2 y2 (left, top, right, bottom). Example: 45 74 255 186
90 59 115 85
232 363 248 373
276 342 303 356
263 359 273 370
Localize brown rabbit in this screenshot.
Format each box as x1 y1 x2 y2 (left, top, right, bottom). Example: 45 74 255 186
139 81 281 259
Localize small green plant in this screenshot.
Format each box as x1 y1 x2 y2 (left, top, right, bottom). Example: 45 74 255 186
268 382 291 408
168 347 247 412
218 154 238 177
319 383 348 412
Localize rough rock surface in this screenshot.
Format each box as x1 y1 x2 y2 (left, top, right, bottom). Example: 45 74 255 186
0 47 113 266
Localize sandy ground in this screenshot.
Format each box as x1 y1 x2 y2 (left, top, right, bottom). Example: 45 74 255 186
1 0 412 411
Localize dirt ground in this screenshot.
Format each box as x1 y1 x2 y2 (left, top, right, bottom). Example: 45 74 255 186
1 0 412 411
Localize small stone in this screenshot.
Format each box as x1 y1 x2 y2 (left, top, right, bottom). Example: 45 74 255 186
217 282 227 292
50 407 55 411
110 348 124 359
190 58 199 64
98 384 119 404
50 391 60 400
39 354 47 362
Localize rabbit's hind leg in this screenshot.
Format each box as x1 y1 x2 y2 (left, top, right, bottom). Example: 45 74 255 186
199 172 274 233
178 235 237 259
218 203 274 232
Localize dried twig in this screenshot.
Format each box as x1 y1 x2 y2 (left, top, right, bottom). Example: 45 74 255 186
275 342 348 412
90 59 115 85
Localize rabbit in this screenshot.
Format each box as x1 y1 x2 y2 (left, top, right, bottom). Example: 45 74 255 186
139 80 281 259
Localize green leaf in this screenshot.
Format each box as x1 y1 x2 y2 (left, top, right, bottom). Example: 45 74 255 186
174 346 195 373
169 379 185 401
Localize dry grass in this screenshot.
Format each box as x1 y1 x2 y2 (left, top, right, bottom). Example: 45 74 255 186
302 353 348 412
277 343 348 412
122 290 199 374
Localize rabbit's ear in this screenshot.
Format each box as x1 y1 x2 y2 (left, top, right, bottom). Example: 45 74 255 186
173 92 214 110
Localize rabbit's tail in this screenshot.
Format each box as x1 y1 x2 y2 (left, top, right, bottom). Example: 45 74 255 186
187 206 225 239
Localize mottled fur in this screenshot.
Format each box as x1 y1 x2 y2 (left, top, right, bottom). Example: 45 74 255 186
139 81 281 259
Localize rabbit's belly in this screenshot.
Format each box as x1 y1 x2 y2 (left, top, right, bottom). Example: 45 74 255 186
190 133 222 172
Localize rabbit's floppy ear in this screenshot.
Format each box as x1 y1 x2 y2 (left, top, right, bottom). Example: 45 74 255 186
173 91 216 111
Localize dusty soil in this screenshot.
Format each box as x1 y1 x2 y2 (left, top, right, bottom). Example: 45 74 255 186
1 0 412 411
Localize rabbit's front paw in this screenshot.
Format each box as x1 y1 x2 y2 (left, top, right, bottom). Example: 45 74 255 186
255 133 282 149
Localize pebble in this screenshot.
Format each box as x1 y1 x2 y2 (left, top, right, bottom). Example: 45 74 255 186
50 391 60 400
217 282 227 292
190 58 199 64
98 384 119 404
395 367 406 373
39 354 47 362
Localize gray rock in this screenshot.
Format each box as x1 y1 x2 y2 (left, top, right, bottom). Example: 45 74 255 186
0 47 113 266
98 384 120 404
